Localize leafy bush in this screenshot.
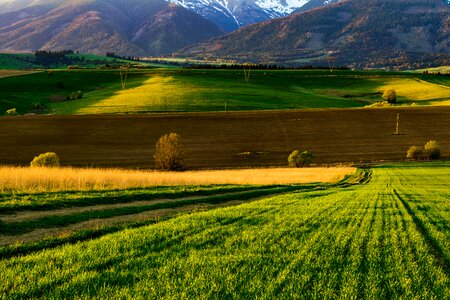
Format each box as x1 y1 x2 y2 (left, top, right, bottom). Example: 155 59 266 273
67 91 84 100
5 108 17 116
382 88 397 103
75 91 83 99
32 102 46 110
288 150 313 167
154 133 185 171
288 150 301 167
30 152 60 167
406 146 422 160
424 141 441 160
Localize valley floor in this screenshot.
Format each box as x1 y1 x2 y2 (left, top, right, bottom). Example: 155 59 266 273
0 162 448 298
1 69 449 115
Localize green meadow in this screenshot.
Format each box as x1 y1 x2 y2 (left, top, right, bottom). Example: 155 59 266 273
0 69 449 115
0 163 448 298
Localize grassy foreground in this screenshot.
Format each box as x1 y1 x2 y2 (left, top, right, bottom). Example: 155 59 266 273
1 69 449 115
0 162 448 298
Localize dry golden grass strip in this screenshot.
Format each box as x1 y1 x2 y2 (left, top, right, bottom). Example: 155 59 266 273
0 166 355 193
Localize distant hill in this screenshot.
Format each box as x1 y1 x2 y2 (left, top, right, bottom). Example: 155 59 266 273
177 0 450 69
0 0 223 56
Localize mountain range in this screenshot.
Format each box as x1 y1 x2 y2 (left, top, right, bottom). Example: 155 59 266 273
178 0 450 68
0 0 224 56
0 0 449 67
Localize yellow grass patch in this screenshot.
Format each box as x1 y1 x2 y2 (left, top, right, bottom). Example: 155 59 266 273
0 70 39 78
415 66 450 74
376 78 450 105
0 166 356 193
76 75 197 114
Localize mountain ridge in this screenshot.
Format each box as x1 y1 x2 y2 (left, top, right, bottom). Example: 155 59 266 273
0 0 223 56
176 0 450 68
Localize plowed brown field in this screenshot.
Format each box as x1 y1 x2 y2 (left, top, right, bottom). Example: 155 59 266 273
1 107 448 169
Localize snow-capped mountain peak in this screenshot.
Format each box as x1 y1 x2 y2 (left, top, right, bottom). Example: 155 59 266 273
255 0 308 16
167 0 312 31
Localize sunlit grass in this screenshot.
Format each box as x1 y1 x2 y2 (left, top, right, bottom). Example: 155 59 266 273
74 75 198 114
415 66 450 74
376 78 450 105
0 163 448 298
0 166 355 193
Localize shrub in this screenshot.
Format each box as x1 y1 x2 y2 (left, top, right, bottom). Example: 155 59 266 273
5 108 17 116
30 152 60 167
32 102 46 110
424 140 441 160
406 146 422 160
288 150 314 167
288 150 301 167
76 90 83 99
68 91 84 100
154 133 185 171
382 88 397 103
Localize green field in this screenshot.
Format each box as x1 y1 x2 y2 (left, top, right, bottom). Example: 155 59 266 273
1 69 449 115
0 163 448 298
0 53 41 69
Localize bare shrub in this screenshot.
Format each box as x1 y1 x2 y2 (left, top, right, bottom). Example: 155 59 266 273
154 133 185 171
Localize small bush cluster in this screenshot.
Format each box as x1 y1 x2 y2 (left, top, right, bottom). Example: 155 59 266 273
288 150 314 167
407 140 441 160
31 102 46 110
154 133 185 171
67 91 83 100
5 108 17 116
30 152 60 167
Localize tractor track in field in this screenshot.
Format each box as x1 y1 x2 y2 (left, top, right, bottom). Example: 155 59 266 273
0 187 296 246
0 189 269 223
0 170 371 247
393 189 449 275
